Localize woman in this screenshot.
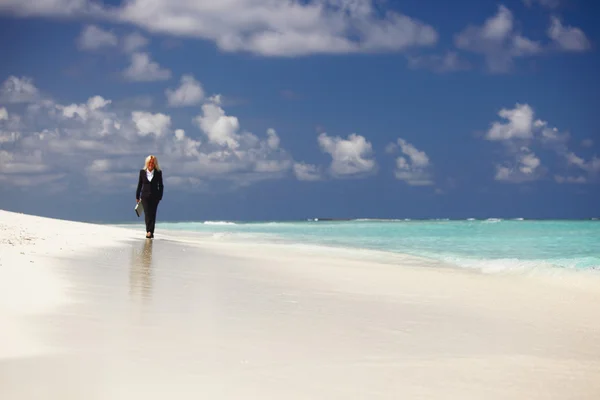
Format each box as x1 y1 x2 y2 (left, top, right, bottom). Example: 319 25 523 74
136 155 164 239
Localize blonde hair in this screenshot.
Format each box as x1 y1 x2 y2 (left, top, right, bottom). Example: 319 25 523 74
144 155 161 171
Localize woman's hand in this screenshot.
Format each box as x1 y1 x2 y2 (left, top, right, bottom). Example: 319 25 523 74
136 198 140 203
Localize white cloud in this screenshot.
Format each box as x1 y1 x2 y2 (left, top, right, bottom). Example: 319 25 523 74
0 107 7 120
484 105 544 182
132 111 171 136
122 0 438 56
0 79 139 189
0 76 39 103
194 102 241 149
293 162 323 181
0 0 93 17
122 32 148 53
481 4 513 40
406 51 471 73
0 0 438 57
0 149 49 174
486 103 535 141
523 0 560 8
519 151 541 174
565 152 585 168
86 158 111 173
512 35 543 56
266 128 280 150
454 5 542 73
77 25 117 50
317 132 376 178
535 119 570 145
174 129 186 141
166 75 205 107
123 52 172 82
494 147 542 183
388 138 433 186
183 101 293 183
483 103 599 184
547 17 591 52
554 175 587 184
565 152 600 174
87 95 111 110
58 95 112 121
396 139 430 168
0 76 296 191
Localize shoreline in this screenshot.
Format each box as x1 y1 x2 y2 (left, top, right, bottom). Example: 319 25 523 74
2 209 600 399
116 220 600 287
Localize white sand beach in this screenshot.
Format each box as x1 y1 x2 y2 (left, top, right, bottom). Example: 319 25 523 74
1 209 600 399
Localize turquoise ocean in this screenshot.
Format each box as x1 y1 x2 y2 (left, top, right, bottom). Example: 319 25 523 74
144 218 600 274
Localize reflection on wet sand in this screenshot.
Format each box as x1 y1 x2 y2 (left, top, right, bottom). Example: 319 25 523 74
130 239 154 303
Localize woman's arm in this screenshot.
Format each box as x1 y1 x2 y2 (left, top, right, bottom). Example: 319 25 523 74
136 170 142 201
158 170 164 201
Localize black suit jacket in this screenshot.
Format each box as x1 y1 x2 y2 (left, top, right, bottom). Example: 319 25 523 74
136 169 164 201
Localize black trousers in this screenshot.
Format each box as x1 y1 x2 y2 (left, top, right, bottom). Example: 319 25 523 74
141 196 160 234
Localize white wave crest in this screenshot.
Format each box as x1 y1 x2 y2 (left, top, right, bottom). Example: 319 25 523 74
483 218 502 223
438 255 599 276
203 221 236 225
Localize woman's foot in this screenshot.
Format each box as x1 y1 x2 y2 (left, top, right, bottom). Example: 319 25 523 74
146 232 151 238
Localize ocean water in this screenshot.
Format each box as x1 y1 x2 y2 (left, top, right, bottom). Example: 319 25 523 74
151 219 600 274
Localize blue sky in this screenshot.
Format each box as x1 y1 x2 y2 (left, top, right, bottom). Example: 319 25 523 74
0 0 598 222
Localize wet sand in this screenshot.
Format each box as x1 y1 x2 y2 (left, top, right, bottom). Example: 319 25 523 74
1 210 600 399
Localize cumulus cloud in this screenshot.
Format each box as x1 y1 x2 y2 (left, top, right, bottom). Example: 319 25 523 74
132 111 171 137
57 95 112 123
122 32 149 53
123 52 172 82
482 103 599 184
317 132 376 178
194 102 241 149
184 101 293 183
166 75 205 107
494 147 542 183
0 0 438 57
547 17 591 52
454 5 542 73
0 76 39 103
266 128 280 150
387 138 433 185
0 75 296 191
293 162 323 181
77 24 118 50
565 151 600 174
486 103 535 140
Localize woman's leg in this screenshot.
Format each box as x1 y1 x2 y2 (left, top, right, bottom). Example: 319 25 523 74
148 198 159 235
141 197 152 236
